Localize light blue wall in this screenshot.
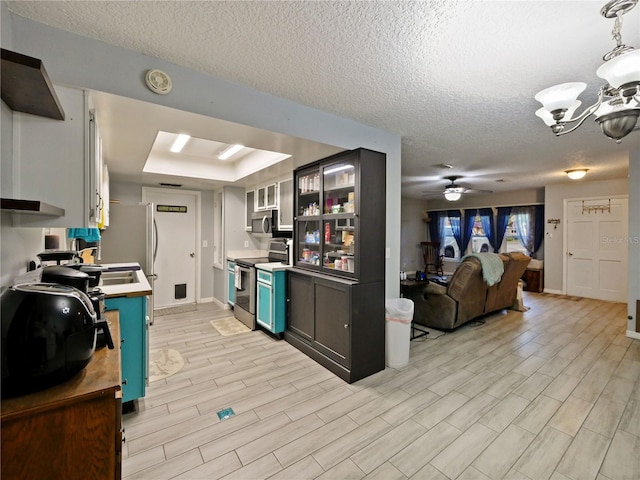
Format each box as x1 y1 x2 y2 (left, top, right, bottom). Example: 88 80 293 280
5 11 402 299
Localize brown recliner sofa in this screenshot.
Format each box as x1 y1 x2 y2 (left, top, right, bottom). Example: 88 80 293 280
405 252 531 330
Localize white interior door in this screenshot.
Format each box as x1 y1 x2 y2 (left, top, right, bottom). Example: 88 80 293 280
566 197 628 302
143 188 199 308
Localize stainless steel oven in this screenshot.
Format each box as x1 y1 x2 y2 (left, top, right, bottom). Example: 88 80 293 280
234 262 257 328
234 239 289 330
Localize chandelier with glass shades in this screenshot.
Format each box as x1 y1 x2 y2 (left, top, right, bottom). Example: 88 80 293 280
534 0 640 143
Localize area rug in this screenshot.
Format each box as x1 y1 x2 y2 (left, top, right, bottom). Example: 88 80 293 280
210 317 251 336
149 348 184 382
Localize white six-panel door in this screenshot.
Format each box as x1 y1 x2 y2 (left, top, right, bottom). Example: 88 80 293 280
566 197 628 302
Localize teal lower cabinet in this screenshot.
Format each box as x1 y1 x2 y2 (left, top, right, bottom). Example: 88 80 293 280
227 260 236 306
256 268 286 334
104 295 148 403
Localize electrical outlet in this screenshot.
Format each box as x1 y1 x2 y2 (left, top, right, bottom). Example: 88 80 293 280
244 241 249 248
202 240 208 247
385 248 391 259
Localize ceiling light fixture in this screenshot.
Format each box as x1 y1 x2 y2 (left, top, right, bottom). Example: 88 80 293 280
534 0 640 143
444 191 462 202
217 144 244 160
566 168 589 180
170 134 190 153
444 186 464 202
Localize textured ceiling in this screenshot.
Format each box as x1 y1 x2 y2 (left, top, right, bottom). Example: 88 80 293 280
6 0 640 198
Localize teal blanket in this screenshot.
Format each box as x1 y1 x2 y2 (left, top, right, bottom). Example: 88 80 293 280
462 253 504 286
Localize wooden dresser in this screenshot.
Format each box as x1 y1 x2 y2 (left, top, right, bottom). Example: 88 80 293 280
1 311 122 480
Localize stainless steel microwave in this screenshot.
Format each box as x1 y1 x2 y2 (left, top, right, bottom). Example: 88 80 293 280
251 210 292 238
251 211 274 236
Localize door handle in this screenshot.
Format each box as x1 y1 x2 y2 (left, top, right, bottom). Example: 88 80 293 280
568 252 573 256
190 252 195 258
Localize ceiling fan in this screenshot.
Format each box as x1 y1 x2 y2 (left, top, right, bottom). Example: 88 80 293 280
422 176 493 201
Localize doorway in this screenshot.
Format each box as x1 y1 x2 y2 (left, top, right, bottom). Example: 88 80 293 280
142 187 201 308
565 196 628 302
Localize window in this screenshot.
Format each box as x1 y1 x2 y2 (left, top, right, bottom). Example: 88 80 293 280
442 217 460 259
504 214 528 254
470 214 489 253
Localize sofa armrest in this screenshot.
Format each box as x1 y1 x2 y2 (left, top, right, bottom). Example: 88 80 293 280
403 284 458 330
424 282 448 295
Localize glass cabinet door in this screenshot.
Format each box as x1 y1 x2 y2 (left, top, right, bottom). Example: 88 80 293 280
295 166 321 267
297 219 321 267
321 159 356 275
321 217 356 273
322 159 356 215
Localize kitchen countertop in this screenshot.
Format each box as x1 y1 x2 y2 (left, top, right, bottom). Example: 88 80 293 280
99 262 152 298
227 250 267 261
255 262 291 272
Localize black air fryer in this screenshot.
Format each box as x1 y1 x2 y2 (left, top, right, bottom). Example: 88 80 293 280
1 283 97 398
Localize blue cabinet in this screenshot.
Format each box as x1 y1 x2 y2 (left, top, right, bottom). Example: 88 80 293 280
256 268 286 333
227 260 236 306
104 295 147 403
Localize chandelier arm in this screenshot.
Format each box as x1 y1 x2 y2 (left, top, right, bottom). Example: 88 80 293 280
553 88 606 136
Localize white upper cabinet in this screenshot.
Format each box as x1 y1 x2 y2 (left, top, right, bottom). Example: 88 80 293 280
277 178 293 230
245 189 255 230
256 183 277 211
9 86 103 228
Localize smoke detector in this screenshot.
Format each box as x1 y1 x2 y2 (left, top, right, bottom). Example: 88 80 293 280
145 69 172 95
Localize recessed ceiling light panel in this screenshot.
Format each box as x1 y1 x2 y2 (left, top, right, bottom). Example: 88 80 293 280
218 144 244 160
170 134 190 153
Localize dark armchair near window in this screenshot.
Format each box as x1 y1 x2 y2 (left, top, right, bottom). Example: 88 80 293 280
420 241 444 276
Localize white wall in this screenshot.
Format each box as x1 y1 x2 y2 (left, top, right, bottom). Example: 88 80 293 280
6 12 402 299
423 188 544 211
400 198 427 274
544 178 629 293
628 150 640 335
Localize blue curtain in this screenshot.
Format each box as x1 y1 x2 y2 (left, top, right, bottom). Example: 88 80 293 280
513 205 544 257
478 207 496 252
462 209 477 255
533 205 544 258
427 211 442 245
496 206 512 251
447 210 462 252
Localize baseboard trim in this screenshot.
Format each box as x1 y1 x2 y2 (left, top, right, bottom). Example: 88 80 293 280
626 330 640 340
211 297 231 310
200 297 213 304
543 288 563 295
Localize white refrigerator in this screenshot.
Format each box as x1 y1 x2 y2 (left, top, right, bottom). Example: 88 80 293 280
98 203 156 324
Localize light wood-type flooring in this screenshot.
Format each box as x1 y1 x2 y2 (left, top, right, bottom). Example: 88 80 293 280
122 293 640 480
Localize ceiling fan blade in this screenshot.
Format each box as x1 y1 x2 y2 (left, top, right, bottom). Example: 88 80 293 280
463 188 493 194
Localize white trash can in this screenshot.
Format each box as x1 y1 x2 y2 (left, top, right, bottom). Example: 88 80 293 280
385 298 414 368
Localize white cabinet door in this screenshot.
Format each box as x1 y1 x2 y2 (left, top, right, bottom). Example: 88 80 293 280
265 184 277 209
255 183 278 211
11 86 94 227
245 189 255 230
278 179 293 230
256 186 266 210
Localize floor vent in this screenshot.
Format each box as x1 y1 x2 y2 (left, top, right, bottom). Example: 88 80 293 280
154 304 197 316
217 408 235 420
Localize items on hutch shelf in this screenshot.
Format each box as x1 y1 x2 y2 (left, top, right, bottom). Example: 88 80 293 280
286 147 386 383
